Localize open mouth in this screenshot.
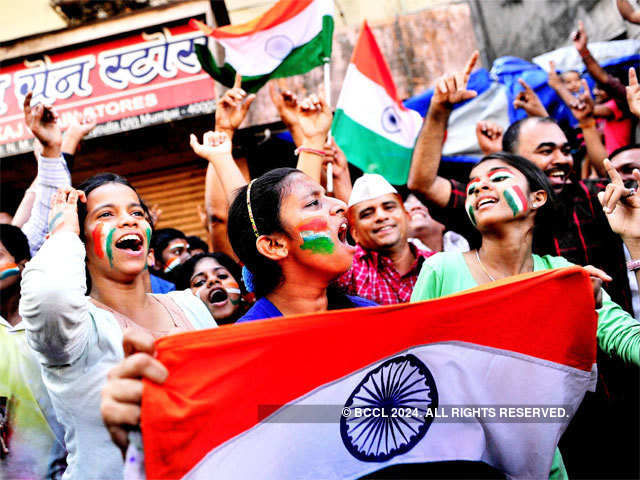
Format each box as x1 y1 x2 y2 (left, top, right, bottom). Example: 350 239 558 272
476 197 498 209
115 234 143 252
546 167 570 184
208 288 229 306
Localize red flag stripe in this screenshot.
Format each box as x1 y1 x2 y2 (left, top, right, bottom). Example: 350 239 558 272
142 267 596 478
350 21 406 109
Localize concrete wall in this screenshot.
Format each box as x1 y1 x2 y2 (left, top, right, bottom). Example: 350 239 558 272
471 0 640 64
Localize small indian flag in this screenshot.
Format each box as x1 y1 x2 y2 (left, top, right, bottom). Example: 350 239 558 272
332 21 423 185
191 0 334 93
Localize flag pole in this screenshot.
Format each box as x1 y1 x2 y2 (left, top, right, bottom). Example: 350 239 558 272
323 58 333 194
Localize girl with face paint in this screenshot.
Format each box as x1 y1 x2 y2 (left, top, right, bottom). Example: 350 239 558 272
175 252 251 325
411 152 640 480
18 174 216 480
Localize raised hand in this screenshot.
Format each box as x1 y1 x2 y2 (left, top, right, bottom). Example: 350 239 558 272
572 20 588 54
547 61 563 90
513 78 549 117
297 90 332 145
597 159 640 238
47 186 87 237
215 74 256 138
190 131 232 162
61 111 97 156
569 79 595 124
627 67 640 118
475 121 503 155
432 51 479 109
24 91 62 157
269 79 300 127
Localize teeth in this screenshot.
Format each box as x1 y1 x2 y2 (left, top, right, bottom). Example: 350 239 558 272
478 199 496 207
120 234 139 242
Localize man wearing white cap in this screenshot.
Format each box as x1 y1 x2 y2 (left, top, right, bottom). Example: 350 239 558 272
336 174 433 305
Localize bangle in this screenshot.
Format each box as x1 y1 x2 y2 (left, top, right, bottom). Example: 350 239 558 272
627 259 640 271
294 147 326 157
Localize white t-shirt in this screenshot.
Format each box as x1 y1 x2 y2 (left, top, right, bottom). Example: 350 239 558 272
19 232 216 479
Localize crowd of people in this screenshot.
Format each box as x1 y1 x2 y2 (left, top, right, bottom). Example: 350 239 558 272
2 16 640 480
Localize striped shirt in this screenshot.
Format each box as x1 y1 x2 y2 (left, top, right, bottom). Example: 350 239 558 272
21 154 71 257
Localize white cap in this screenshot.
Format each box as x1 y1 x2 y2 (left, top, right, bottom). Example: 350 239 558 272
348 174 398 208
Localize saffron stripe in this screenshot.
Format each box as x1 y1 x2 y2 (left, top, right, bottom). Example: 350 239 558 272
211 0 315 39
297 218 329 232
93 223 105 258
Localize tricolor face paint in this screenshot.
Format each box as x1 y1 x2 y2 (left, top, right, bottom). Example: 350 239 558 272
503 185 528 216
92 222 116 267
297 217 335 255
164 257 182 273
0 262 19 280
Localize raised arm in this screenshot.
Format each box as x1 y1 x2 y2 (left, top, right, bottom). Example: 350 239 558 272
322 139 352 203
61 111 97 157
294 90 333 184
407 51 479 207
191 131 245 205
513 78 549 117
19 187 93 367
20 92 72 256
617 0 640 24
571 80 608 177
269 79 305 147
627 67 640 118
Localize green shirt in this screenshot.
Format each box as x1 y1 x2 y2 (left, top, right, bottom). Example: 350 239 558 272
411 252 640 367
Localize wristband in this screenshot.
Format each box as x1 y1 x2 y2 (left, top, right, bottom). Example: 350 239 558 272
294 147 326 157
627 259 640 272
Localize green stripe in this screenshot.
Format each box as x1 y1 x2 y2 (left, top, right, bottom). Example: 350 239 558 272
196 15 334 94
504 189 520 216
467 205 477 226
105 228 116 268
331 109 414 185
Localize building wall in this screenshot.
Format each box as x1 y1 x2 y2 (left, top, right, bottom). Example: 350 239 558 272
471 0 640 64
0 0 66 43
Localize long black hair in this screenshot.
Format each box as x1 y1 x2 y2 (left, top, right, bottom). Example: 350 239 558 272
227 168 299 298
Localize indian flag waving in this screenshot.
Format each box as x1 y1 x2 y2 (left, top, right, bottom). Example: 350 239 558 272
138 267 596 479
332 21 423 185
191 0 334 93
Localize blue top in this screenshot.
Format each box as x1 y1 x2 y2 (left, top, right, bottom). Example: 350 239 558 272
238 295 377 323
150 273 176 294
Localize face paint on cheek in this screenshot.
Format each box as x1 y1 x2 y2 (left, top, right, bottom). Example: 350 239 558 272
503 185 528 216
164 257 181 273
92 223 106 258
297 218 335 255
0 263 19 280
104 227 116 267
466 204 477 226
144 226 151 251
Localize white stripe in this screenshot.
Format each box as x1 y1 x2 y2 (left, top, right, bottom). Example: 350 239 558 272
532 39 640 74
184 342 593 480
217 0 333 77
335 65 422 149
441 82 511 157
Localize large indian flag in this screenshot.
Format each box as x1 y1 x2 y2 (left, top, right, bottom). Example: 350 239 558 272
191 0 333 93
332 21 423 185
138 267 597 479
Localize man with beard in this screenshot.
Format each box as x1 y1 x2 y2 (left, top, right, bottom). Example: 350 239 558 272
407 60 639 478
336 174 433 305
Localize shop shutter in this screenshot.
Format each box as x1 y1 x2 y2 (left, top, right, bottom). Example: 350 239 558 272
130 165 208 241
